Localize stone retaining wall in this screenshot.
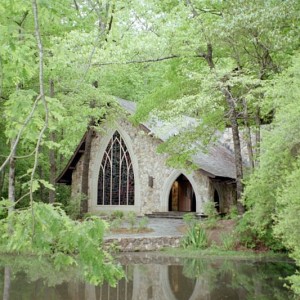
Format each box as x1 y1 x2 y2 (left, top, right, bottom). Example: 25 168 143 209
116 252 183 265
104 236 182 252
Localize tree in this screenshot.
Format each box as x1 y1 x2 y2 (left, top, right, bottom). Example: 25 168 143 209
0 0 127 206
0 0 129 285
124 0 300 211
243 53 300 294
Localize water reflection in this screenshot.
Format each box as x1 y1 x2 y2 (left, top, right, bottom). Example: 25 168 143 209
0 253 296 300
3 267 11 300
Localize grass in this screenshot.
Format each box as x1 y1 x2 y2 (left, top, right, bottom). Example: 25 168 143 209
160 247 292 261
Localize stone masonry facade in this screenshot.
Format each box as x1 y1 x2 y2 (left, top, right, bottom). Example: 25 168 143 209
71 118 218 215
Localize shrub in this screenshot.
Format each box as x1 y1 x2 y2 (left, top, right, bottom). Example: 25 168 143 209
64 194 86 220
203 201 218 219
110 217 123 230
83 212 93 220
228 206 238 220
137 216 149 231
0 202 124 285
202 201 219 229
126 211 137 230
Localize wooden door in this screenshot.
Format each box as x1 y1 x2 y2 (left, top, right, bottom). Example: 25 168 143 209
178 180 193 211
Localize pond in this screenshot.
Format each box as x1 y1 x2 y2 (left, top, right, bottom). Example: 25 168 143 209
0 252 296 300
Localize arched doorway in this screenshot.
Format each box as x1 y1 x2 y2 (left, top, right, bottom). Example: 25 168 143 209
214 189 220 213
168 174 196 212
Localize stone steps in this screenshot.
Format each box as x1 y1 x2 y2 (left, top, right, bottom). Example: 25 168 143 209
145 212 203 219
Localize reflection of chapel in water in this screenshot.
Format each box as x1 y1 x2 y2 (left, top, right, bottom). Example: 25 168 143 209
3 255 293 300
80 264 211 300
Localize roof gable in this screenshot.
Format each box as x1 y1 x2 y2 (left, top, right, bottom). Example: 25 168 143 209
57 99 237 184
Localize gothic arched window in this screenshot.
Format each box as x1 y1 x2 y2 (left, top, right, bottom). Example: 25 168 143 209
97 131 134 205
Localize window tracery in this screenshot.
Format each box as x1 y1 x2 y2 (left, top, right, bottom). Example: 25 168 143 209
97 131 134 205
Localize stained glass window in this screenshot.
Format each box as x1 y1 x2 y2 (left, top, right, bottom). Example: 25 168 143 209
97 131 135 205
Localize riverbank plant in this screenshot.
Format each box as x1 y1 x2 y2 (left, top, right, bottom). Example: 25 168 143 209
219 232 237 251
0 202 124 286
181 223 208 249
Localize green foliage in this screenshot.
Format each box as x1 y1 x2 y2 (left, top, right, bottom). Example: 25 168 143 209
219 233 237 251
181 256 296 299
0 199 10 219
108 213 150 233
182 258 207 279
132 0 300 170
228 206 238 220
0 202 124 286
181 223 208 250
110 217 123 231
203 201 218 218
111 210 125 220
273 166 300 294
242 53 300 294
235 213 257 249
64 194 85 220
203 201 219 229
0 255 80 287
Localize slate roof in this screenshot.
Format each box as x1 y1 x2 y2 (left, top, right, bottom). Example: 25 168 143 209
118 99 237 179
57 98 237 184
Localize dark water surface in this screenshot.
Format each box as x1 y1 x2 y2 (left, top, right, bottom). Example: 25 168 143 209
0 252 296 300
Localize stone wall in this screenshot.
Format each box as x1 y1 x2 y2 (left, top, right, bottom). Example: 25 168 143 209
209 179 237 214
104 236 181 252
71 155 84 197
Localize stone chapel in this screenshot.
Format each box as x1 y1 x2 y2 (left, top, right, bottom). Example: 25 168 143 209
57 99 237 216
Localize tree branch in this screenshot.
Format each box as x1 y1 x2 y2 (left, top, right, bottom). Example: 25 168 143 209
0 95 41 174
93 55 180 66
73 0 79 11
15 10 29 27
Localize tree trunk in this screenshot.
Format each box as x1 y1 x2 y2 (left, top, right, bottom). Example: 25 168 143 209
242 99 255 170
80 128 93 215
200 43 245 213
223 89 245 214
0 166 6 198
254 106 261 166
49 79 56 203
7 139 16 235
8 139 16 213
38 165 45 201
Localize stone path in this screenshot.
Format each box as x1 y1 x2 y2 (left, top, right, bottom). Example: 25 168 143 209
104 217 186 239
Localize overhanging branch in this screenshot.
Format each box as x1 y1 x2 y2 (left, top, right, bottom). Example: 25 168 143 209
92 55 183 66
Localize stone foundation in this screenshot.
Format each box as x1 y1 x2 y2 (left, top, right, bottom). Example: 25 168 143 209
104 236 182 252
